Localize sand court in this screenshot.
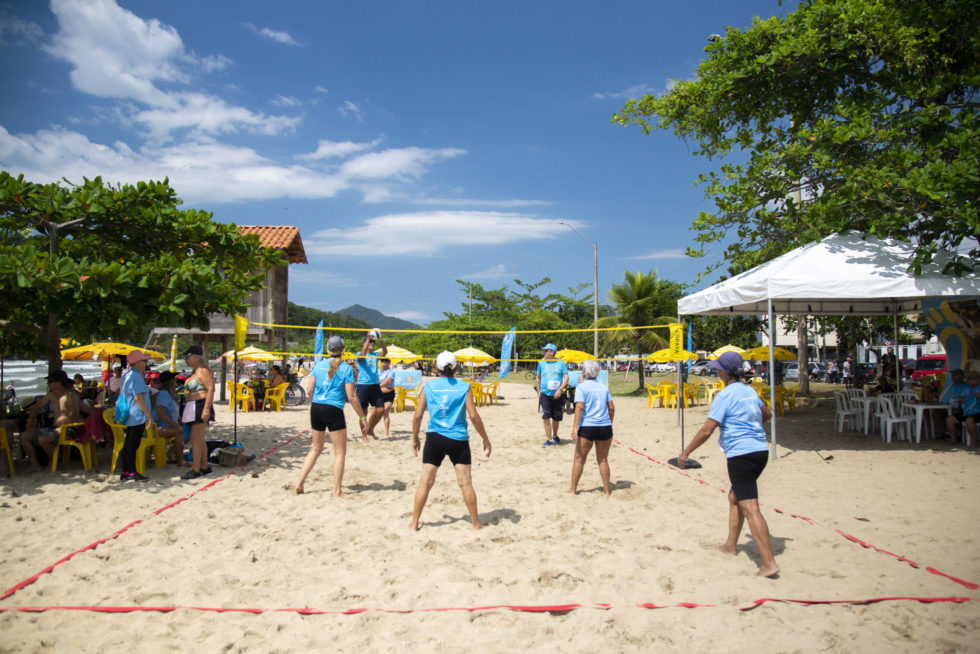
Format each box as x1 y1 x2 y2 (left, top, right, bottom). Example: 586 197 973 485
1 382 978 652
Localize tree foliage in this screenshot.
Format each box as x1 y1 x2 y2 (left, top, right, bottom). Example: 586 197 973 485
614 0 979 275
0 172 283 370
284 301 370 354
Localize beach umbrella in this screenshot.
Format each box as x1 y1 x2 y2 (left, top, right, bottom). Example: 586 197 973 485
742 345 795 361
453 347 495 364
555 349 595 364
61 342 166 361
707 344 745 360
646 348 698 363
170 335 178 373
222 345 281 361
384 345 420 364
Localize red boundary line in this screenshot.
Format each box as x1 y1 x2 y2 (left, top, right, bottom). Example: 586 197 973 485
613 439 980 591
0 596 974 616
0 431 306 602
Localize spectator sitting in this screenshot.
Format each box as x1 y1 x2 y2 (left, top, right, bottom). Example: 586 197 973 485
150 372 184 464
19 370 81 472
107 365 123 403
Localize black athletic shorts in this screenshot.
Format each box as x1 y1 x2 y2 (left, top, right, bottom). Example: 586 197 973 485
539 393 564 421
727 450 769 501
310 402 346 432
577 425 613 441
422 432 471 467
380 390 396 405
182 400 215 425
356 384 384 410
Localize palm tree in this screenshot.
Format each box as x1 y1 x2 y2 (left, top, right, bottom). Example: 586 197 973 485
598 270 684 391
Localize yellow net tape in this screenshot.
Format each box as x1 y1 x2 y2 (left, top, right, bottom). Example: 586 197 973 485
250 322 675 334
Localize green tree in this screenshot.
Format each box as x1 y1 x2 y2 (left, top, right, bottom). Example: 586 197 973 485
598 270 683 391
614 0 979 392
0 172 283 372
284 302 370 355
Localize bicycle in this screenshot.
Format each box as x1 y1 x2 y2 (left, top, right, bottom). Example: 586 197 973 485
284 373 307 406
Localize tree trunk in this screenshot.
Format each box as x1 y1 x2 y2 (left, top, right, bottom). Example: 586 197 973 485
46 311 61 375
637 338 645 391
797 321 810 394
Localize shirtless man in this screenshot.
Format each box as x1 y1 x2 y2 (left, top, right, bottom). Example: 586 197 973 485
20 370 81 472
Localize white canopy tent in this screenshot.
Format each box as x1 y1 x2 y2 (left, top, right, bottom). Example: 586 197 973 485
678 231 980 459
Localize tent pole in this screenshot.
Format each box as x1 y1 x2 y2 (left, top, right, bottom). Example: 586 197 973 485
893 304 900 393
769 298 777 461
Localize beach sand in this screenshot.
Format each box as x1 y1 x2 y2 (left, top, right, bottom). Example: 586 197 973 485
1 381 978 652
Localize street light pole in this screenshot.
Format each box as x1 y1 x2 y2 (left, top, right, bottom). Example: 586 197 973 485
559 222 599 359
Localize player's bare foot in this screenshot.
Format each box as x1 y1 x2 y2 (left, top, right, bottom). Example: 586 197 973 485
472 521 483 531
717 543 737 556
332 490 349 498
295 486 304 494
408 521 420 531
567 488 577 494
757 563 780 577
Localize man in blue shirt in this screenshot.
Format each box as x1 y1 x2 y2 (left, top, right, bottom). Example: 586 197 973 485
939 369 969 441
536 343 569 446
946 369 979 445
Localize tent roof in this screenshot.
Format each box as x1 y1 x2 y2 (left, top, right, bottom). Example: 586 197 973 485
678 232 980 316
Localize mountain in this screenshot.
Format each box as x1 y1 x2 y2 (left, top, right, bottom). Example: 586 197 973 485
338 304 421 331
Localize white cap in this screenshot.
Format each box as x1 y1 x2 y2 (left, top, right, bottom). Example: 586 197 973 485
435 351 457 370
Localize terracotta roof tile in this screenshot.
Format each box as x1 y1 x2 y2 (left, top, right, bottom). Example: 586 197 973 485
239 225 308 264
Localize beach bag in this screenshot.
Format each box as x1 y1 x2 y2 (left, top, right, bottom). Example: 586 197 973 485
114 393 130 424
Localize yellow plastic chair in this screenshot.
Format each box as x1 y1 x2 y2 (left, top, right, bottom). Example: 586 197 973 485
469 381 486 407
263 383 288 411
403 383 424 411
781 385 798 414
226 381 254 412
105 409 160 475
0 427 15 475
705 380 725 402
482 381 500 405
645 383 659 408
51 421 98 471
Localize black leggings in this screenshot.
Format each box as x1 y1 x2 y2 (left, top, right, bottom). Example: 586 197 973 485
120 423 146 474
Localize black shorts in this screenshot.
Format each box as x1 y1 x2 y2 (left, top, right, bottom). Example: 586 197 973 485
182 400 215 425
310 403 346 432
727 450 769 501
422 432 471 467
356 384 384 410
950 408 965 422
539 393 564 421
578 425 613 441
380 390 396 405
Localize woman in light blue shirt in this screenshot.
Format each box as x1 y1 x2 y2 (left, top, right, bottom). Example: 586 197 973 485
295 336 367 496
678 351 779 577
569 360 615 494
409 351 492 531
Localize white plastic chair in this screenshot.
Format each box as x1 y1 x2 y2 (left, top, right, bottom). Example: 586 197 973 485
833 391 861 432
847 388 867 400
880 400 914 443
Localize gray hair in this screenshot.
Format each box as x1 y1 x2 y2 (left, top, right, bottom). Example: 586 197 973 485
581 360 600 380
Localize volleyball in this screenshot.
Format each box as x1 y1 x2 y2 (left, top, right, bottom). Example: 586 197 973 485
368 328 382 341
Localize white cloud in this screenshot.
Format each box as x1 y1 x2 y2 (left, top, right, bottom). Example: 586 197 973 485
305 210 563 257
464 264 512 280
627 248 689 260
389 310 430 322
289 267 367 288
409 197 551 208
591 83 657 100
313 85 328 94
296 138 382 161
271 94 301 107
341 147 465 180
43 0 296 140
243 22 300 46
0 14 44 45
338 100 364 122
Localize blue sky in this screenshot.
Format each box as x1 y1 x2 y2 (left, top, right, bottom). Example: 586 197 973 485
0 0 794 325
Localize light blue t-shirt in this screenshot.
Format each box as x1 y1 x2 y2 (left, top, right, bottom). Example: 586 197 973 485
121 369 151 427
311 358 355 408
707 382 769 458
153 390 178 427
537 359 569 398
378 367 395 392
356 351 380 385
423 377 471 441
943 381 971 408
575 379 612 427
961 382 980 415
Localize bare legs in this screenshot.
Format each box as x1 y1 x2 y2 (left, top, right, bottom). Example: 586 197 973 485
542 418 559 441
720 491 779 577
568 437 611 494
189 422 207 473
19 429 55 472
409 463 481 531
382 401 392 437
295 428 348 497
364 406 380 441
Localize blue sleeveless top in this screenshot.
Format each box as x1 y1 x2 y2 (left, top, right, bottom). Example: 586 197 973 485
423 377 471 441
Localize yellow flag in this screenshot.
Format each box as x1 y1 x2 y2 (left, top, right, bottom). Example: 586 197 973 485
668 322 684 356
234 315 248 351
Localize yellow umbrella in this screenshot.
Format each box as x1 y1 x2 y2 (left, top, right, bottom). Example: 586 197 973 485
707 344 746 360
453 347 495 364
742 345 795 361
222 345 281 362
555 349 595 363
61 342 166 361
170 335 178 373
384 345 420 364
647 348 698 363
